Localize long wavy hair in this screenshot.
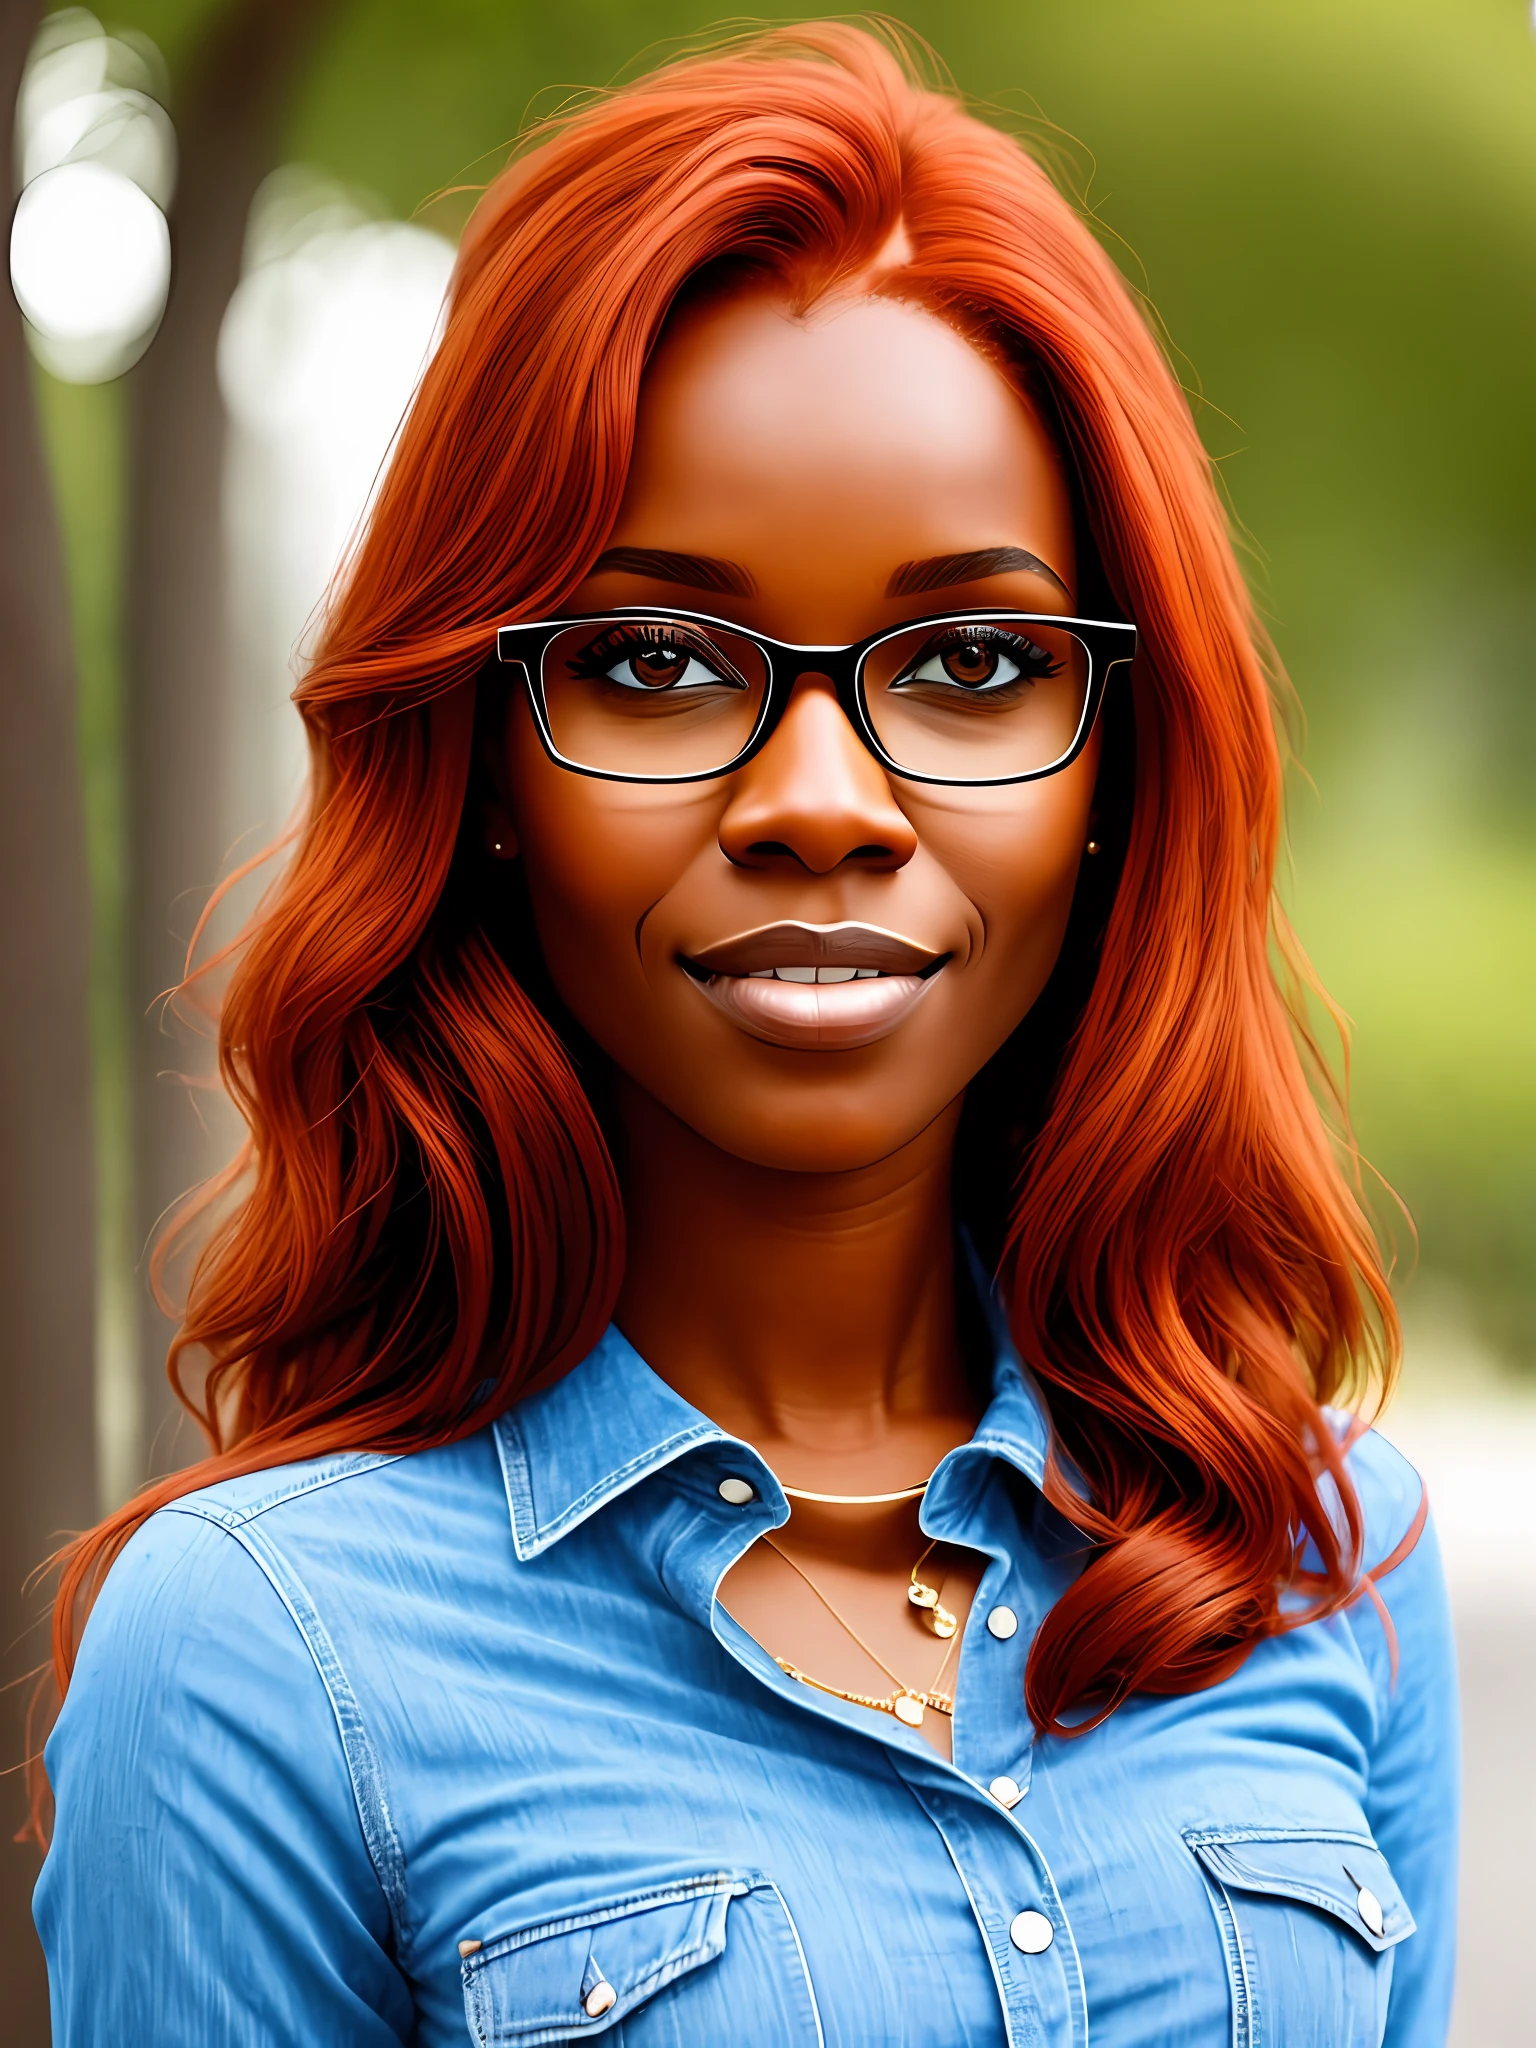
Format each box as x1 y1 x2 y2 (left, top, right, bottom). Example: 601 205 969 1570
47 20 1396 1755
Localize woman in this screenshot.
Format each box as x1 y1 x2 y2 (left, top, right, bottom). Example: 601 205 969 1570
36 24 1456 2047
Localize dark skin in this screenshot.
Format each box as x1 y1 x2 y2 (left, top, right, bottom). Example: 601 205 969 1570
485 288 1095 1760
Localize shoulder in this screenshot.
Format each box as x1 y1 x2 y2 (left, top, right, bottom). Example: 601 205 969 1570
1323 1412 1453 1728
49 1435 508 1913
1331 1412 1428 1576
68 1427 506 1729
62 1485 325 1753
167 1423 504 1544
130 1424 510 1609
42 1481 413 2031
50 1489 358 1868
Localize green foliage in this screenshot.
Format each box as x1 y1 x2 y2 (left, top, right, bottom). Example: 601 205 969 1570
74 0 1536 1368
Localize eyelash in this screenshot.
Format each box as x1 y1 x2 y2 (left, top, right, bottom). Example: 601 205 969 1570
903 624 1062 680
559 619 1061 690
565 624 716 677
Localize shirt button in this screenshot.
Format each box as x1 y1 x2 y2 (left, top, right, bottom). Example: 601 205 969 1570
717 1476 757 1505
584 1981 617 2017
1009 1909 1054 1954
1357 1885 1385 1937
988 1775 1023 1809
986 1605 1019 1640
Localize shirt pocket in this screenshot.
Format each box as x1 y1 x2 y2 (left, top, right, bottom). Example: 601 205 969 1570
460 1869 824 2047
1184 1827 1415 2048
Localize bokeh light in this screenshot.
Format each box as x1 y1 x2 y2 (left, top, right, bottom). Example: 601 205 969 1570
10 160 170 383
21 87 175 209
8 8 173 384
218 168 455 837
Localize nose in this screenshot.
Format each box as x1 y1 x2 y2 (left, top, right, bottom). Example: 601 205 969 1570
716 678 918 873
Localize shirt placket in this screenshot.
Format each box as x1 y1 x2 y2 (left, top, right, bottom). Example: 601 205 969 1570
913 1457 1087 2048
665 1444 1088 2048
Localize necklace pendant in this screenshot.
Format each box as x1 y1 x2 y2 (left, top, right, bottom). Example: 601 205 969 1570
911 1576 957 1638
922 1599 958 1639
892 1691 926 1728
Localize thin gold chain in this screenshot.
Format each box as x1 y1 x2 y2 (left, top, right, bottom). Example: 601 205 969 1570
778 1480 930 1504
772 1661 953 1718
761 1534 959 1700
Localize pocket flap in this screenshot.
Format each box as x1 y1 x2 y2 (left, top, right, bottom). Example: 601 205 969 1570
1184 1829 1415 1954
462 1872 746 2045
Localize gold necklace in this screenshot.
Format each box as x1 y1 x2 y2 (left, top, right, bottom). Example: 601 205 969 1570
763 1535 959 1728
775 1468 957 1648
779 1480 930 1504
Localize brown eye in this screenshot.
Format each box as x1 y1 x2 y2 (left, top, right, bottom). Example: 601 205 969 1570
942 640 999 686
565 623 748 695
892 628 1061 696
628 646 690 688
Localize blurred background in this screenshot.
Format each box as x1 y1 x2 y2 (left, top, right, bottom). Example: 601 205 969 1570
1 1 1530 2038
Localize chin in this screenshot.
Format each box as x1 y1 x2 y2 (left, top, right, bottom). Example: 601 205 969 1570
675 1087 951 1176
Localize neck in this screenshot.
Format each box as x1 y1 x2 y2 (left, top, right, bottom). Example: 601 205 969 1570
611 1080 982 1490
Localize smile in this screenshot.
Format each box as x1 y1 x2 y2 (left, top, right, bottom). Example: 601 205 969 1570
680 921 950 1050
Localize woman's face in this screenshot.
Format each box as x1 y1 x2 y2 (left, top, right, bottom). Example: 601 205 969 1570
490 289 1097 1172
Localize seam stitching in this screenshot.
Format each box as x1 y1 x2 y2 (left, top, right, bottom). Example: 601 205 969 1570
164 1451 403 1530
209 1517 409 1946
468 1872 748 1960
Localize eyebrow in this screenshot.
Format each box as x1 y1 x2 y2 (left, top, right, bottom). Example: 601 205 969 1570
887 547 1070 598
589 547 756 597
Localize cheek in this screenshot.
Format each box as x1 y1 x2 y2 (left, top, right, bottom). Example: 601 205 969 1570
505 715 716 998
911 768 1094 1016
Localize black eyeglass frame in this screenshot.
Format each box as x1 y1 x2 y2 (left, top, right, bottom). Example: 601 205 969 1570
496 605 1137 787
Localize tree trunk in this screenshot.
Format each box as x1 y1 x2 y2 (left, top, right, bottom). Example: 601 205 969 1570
0 0 99 2028
127 0 339 1478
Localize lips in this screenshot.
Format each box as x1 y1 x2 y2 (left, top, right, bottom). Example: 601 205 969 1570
681 921 949 1051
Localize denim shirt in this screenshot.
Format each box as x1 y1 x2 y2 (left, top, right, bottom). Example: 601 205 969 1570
37 1315 1457 2048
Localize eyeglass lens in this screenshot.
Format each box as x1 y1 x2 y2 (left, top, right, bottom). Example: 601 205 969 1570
538 615 1092 779
861 618 1091 781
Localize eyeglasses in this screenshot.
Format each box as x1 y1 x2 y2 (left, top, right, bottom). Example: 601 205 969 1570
495 606 1136 787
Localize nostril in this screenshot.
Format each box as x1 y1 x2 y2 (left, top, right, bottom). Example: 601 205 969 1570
743 839 895 864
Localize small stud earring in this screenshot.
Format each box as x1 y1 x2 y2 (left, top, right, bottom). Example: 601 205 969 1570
1085 838 1101 856
490 840 504 854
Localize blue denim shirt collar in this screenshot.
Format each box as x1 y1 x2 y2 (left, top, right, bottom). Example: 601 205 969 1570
494 1252 1058 1559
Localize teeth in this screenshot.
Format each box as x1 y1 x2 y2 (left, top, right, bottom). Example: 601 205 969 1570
739 966 885 983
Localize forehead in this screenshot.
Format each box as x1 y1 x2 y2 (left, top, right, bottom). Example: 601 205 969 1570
617 291 1073 589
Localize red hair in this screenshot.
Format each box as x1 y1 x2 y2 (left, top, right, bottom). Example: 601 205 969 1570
46 21 1395 1753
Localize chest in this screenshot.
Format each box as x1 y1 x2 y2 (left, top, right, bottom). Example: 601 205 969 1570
351 1562 1411 2048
